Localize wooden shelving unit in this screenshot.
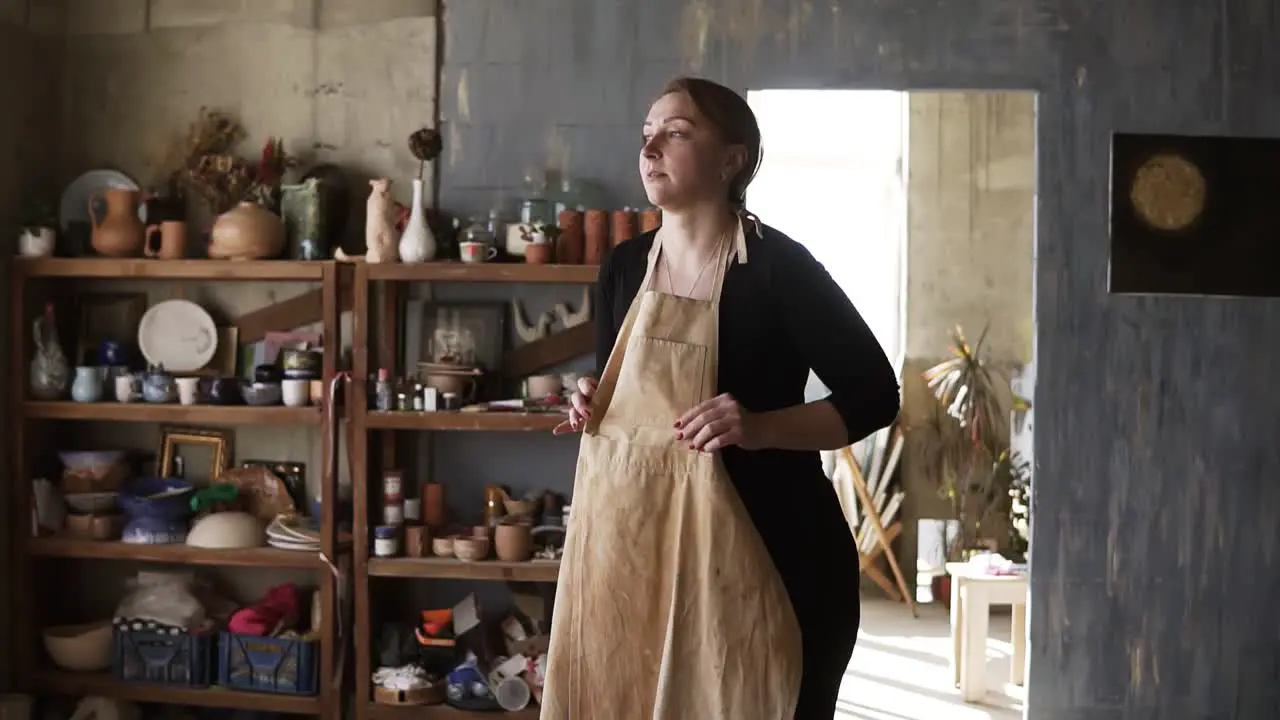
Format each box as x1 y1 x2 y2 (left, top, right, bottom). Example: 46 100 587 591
9 259 346 718
350 261 597 720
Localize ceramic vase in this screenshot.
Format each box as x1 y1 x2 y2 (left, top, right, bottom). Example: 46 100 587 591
29 304 69 400
208 202 286 260
71 366 103 403
398 178 436 263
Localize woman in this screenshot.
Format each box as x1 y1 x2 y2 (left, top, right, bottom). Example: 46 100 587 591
544 76 901 719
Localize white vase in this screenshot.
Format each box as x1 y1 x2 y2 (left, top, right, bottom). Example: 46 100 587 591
398 178 436 264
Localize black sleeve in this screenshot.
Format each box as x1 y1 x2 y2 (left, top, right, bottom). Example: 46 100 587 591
775 240 901 445
593 247 619 379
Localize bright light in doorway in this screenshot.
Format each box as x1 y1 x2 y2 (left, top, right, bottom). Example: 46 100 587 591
746 89 906 371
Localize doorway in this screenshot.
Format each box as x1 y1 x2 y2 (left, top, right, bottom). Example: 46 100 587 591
747 89 1037 719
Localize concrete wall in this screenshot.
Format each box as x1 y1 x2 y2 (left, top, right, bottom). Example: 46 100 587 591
439 1 1280 717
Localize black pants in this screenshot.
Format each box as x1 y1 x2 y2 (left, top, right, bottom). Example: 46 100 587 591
793 587 860 719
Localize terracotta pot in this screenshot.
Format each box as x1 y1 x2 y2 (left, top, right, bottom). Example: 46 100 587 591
423 483 445 529
640 208 662 233
932 574 952 609
556 210 585 264
584 210 608 264
89 189 145 257
524 241 552 264
209 202 286 260
611 210 637 247
495 523 533 562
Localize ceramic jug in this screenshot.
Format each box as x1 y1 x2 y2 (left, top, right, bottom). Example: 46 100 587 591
71 366 103 403
88 189 145 257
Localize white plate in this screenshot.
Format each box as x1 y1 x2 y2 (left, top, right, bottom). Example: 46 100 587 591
59 169 142 233
137 300 218 373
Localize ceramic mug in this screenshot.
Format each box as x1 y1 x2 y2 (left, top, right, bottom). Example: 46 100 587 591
175 376 201 406
459 241 497 264
114 374 139 403
282 379 310 407
18 227 55 257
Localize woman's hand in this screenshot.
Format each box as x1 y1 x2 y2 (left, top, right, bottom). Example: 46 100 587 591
675 393 764 452
552 377 599 435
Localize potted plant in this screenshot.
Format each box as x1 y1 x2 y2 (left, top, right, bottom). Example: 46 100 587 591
520 222 560 264
913 325 1030 606
19 202 58 257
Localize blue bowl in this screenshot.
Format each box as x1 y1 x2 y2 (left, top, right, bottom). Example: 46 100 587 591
119 477 195 520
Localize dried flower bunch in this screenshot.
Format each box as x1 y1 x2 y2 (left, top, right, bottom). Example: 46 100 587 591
408 127 443 180
166 107 296 215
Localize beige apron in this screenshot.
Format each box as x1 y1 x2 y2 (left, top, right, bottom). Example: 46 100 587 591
541 223 803 719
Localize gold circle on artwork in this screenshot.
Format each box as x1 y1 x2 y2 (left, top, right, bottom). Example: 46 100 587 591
1129 153 1206 232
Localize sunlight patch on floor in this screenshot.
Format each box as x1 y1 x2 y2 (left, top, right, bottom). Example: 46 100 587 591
836 598 1024 720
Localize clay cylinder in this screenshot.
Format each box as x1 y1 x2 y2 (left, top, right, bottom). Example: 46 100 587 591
640 208 662 233
611 210 637 247
404 525 429 557
557 210 585 265
495 523 533 562
423 483 445 529
584 210 609 265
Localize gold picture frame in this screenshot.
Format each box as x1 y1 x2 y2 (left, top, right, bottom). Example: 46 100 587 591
158 426 232 481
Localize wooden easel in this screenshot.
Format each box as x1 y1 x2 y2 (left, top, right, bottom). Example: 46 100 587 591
841 445 917 617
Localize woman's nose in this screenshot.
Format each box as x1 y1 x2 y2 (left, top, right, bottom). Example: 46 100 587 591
642 136 661 158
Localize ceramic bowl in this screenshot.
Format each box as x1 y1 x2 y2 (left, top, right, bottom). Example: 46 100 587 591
43 620 113 671
64 491 120 514
453 535 490 562
432 536 454 558
241 382 282 406
503 498 538 519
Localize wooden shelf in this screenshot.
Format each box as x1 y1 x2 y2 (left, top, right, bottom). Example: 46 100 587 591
32 670 322 713
29 538 333 569
366 262 598 284
365 411 565 432
15 257 327 281
368 557 560 582
24 401 323 425
368 704 539 719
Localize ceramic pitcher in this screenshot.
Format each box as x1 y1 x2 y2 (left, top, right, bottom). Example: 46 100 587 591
88 189 145 257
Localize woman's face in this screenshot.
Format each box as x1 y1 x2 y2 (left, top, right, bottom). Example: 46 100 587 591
639 91 740 210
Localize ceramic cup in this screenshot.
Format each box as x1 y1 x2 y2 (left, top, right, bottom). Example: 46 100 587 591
175 376 201 406
459 241 497 264
282 378 310 407
18 227 55 257
114 374 139 403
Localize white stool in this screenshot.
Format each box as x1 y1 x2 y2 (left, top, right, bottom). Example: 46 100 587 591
945 562 1028 702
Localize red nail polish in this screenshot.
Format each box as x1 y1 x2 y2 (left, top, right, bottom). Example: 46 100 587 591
675 431 684 439
673 420 683 428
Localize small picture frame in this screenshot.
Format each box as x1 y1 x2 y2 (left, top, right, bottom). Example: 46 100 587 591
158 426 232 482
420 302 506 372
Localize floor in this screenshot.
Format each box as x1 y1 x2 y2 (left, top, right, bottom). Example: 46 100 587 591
838 597 1025 720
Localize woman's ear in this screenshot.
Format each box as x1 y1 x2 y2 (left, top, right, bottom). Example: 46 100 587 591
723 145 748 182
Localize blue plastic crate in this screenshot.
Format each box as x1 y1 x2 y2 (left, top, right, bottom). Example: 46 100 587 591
112 627 214 688
217 631 319 696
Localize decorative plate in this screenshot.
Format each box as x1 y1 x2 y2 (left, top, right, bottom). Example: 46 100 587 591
137 300 218 373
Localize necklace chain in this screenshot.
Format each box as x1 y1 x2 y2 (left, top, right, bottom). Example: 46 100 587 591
661 232 727 297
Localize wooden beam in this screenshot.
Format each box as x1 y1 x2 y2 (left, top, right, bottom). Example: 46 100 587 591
233 286 354 345
501 323 594 378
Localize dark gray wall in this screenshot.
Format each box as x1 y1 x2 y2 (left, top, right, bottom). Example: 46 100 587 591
439 1 1280 717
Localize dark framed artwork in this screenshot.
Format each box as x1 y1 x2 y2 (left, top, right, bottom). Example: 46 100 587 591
1109 131 1280 297
76 292 147 366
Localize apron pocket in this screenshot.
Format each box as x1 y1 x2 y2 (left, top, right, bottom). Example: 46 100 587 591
607 335 708 428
